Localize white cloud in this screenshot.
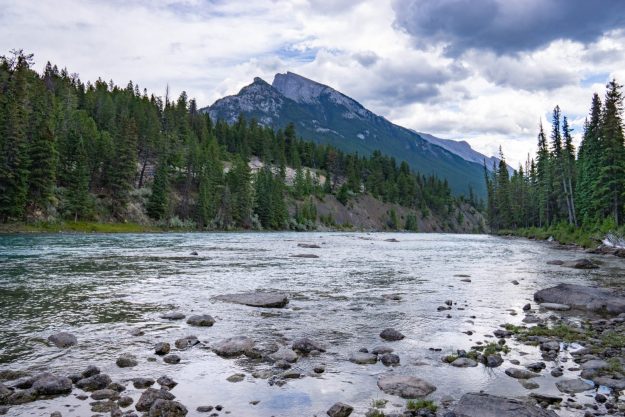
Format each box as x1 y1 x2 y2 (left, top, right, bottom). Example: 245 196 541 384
1 0 624 167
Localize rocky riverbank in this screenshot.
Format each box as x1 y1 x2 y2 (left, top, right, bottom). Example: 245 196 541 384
1 233 624 417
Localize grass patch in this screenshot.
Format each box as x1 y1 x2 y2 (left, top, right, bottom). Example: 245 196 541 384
406 400 437 412
601 332 625 349
0 221 182 234
503 323 588 343
442 354 458 363
370 399 387 409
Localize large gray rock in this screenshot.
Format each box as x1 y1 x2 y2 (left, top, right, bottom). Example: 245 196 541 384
215 292 288 308
327 402 353 417
451 358 478 368
186 315 215 327
31 373 72 396
148 399 188 416
555 378 594 393
453 393 558 417
379 328 405 341
269 348 298 363
212 336 255 357
592 376 625 390
534 284 625 314
377 374 436 398
47 332 77 348
349 352 377 365
505 368 538 379
135 388 176 412
539 303 571 311
75 374 112 391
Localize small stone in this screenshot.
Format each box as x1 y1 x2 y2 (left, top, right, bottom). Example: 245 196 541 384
160 312 186 320
197 405 213 412
116 353 138 368
451 358 478 368
292 338 326 354
595 393 607 403
76 374 112 391
313 366 325 374
148 399 187 417
523 303 531 311
505 368 538 379
327 402 354 417
132 378 155 389
380 353 400 366
91 389 120 400
349 352 377 365
47 332 77 348
175 336 199 350
511 280 519 285
186 315 215 327
163 354 181 364
155 342 170 356
135 388 176 412
118 396 133 407
379 328 405 341
156 376 177 389
226 374 245 383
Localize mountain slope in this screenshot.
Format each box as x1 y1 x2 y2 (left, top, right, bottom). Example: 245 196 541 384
416 132 508 173
204 72 488 197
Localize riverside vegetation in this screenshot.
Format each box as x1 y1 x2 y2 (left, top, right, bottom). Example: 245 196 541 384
0 50 482 233
485 79 625 248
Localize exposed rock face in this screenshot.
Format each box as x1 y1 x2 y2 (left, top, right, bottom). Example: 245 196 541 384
453 392 558 417
47 332 77 348
215 292 288 308
534 284 625 314
376 374 436 398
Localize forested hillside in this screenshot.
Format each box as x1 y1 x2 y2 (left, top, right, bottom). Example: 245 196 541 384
485 79 625 242
0 50 482 232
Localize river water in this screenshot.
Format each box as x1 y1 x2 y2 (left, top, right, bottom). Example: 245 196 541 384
0 232 622 416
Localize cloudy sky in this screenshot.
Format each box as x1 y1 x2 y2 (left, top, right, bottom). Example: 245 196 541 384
1 0 625 166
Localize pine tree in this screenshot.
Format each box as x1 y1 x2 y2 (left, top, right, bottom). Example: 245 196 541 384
109 116 138 215
595 79 625 224
577 93 602 223
0 51 32 221
147 159 169 220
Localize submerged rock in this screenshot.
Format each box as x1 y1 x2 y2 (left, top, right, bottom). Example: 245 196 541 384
453 392 558 417
534 283 625 314
186 315 215 327
349 352 377 365
376 374 436 398
379 328 405 341
160 312 186 320
163 354 181 364
380 353 400 366
555 378 594 393
175 336 199 350
269 348 298 363
215 292 288 308
292 338 325 354
327 402 353 417
562 258 599 269
297 243 321 249
47 332 77 348
505 368 538 379
291 254 319 258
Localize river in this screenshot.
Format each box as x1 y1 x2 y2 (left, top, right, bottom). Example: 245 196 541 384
0 232 622 416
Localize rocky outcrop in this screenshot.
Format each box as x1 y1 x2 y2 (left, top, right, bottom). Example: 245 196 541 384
534 284 625 314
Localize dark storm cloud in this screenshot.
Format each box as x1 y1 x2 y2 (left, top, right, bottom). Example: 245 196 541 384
392 0 625 56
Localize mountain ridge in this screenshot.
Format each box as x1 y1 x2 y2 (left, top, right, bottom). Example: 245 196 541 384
203 72 492 197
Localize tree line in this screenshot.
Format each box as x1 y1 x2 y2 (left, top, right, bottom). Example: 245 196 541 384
0 50 464 230
485 79 624 231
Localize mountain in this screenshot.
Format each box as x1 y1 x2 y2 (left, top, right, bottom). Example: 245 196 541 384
416 132 509 173
204 72 488 197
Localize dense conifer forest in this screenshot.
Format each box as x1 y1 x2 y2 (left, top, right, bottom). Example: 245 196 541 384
485 79 625 244
0 50 473 231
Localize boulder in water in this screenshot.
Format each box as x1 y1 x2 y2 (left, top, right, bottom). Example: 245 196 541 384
453 392 558 417
186 314 215 327
212 336 255 358
534 283 625 314
215 292 288 308
379 328 405 341
377 374 436 398
327 402 353 417
47 332 77 348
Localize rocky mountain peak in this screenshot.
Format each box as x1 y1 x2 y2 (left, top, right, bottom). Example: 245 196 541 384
272 71 328 104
